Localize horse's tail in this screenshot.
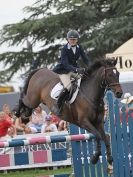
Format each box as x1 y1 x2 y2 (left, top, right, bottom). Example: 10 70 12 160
23 69 40 95
13 69 41 118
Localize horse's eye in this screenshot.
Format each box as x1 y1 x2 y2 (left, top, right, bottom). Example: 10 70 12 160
113 69 117 74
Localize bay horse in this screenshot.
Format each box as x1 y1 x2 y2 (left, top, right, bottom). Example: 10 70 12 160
15 59 123 172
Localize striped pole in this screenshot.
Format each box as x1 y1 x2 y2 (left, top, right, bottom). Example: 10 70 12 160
0 134 94 148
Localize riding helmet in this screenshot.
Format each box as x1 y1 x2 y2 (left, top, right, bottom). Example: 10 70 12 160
67 30 79 39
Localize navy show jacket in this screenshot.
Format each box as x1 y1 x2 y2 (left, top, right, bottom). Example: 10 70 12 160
53 43 90 74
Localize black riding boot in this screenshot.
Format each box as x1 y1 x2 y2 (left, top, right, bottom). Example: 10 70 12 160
56 88 69 116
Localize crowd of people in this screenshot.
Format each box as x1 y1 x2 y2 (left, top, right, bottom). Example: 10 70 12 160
0 103 68 139
0 92 133 139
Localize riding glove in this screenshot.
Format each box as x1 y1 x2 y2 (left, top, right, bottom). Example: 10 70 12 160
76 68 85 74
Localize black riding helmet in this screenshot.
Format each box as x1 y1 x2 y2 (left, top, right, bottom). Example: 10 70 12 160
67 30 79 39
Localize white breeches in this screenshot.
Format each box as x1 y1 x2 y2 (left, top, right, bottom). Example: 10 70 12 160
58 72 79 90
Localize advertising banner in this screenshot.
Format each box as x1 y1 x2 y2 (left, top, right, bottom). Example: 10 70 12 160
106 53 133 72
106 38 133 72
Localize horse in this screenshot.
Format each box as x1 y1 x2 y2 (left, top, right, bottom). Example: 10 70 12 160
15 58 123 172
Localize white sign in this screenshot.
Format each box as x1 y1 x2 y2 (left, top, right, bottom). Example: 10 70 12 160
106 53 133 72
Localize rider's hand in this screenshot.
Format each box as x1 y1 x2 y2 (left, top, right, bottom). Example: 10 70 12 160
76 68 85 74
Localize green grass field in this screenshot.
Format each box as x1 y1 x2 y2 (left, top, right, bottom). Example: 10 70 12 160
1 167 72 177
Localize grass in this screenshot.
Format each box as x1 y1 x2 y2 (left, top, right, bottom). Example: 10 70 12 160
1 167 72 177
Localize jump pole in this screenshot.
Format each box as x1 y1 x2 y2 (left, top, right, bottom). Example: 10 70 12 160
0 133 94 148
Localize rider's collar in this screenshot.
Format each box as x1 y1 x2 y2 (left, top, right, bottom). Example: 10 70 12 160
67 43 79 49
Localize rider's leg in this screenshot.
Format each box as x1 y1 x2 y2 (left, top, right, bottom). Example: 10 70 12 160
59 73 72 90
56 73 72 116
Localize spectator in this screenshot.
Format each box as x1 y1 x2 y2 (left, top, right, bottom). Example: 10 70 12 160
3 104 11 114
121 92 133 107
2 104 14 119
0 112 16 138
25 105 47 133
2 104 17 136
51 113 60 128
41 115 58 133
14 115 30 135
58 120 68 131
120 93 133 122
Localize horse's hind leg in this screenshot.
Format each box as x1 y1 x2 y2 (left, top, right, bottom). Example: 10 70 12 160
15 97 33 117
22 94 40 117
14 91 26 117
14 98 24 117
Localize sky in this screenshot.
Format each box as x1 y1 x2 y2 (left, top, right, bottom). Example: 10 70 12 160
0 0 35 28
0 0 35 53
0 0 36 88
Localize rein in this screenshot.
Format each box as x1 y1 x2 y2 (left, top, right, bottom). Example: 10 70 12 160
76 65 120 109
102 66 120 89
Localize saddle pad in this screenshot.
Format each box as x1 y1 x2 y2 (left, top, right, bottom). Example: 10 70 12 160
50 78 81 104
50 82 63 99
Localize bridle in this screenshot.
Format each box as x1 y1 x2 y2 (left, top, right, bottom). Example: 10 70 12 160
101 66 120 90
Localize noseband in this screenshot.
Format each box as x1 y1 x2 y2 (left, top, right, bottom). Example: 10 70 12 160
101 66 120 90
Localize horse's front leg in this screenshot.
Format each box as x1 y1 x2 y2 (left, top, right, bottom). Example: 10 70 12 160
91 137 101 164
98 122 113 174
101 132 113 173
78 117 102 164
98 122 113 164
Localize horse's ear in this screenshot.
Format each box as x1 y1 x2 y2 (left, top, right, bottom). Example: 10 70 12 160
112 59 117 66
107 58 117 66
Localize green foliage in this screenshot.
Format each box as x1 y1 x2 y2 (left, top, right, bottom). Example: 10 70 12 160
2 167 72 177
0 0 133 81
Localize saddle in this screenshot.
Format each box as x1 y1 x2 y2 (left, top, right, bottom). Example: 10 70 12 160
51 78 82 104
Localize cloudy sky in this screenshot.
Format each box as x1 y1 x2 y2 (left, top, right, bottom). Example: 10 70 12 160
0 0 35 53
0 0 35 27
0 0 35 86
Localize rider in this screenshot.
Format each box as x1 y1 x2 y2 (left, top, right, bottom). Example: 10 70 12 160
53 30 91 115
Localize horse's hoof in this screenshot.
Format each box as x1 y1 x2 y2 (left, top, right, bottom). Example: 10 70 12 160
25 108 32 117
14 112 20 118
25 112 32 117
107 164 113 174
91 154 100 164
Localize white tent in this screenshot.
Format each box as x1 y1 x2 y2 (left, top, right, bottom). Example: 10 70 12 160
119 71 133 83
106 38 133 72
113 38 133 55
106 38 133 83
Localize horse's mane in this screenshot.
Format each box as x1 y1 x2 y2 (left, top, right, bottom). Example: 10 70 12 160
23 69 41 95
86 59 115 75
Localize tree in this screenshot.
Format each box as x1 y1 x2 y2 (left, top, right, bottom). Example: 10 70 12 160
0 0 133 82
